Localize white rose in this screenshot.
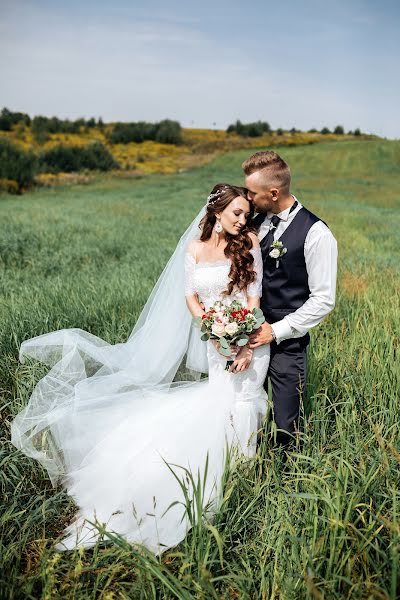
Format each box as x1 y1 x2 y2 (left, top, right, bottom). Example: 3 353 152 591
225 322 239 336
211 322 225 336
269 248 280 259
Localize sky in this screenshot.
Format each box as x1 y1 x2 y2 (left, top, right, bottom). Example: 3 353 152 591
1 0 399 137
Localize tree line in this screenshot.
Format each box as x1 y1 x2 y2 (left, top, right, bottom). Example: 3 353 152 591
226 119 361 137
0 108 363 192
0 108 182 145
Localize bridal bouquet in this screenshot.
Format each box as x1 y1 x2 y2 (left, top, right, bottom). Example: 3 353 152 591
193 300 265 370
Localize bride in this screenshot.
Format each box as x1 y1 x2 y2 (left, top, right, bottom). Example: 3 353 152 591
11 183 270 554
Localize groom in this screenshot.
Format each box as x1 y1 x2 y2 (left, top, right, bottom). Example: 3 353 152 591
244 150 337 446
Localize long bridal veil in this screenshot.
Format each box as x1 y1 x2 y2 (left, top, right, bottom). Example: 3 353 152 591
11 204 209 486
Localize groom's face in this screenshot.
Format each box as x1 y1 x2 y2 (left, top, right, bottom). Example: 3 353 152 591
245 172 278 214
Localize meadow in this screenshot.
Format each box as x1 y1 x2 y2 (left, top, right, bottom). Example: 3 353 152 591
1 139 399 599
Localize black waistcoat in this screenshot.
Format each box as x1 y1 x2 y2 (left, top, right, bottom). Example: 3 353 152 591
260 207 324 328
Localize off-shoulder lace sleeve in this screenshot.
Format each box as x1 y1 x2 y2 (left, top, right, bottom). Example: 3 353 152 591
184 252 196 296
247 247 263 298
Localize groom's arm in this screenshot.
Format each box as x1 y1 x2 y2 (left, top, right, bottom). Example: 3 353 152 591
271 222 338 344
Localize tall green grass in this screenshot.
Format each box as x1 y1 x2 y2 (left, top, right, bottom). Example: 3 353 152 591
1 140 399 599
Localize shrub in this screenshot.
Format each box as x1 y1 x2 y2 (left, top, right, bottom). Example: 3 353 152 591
354 128 361 136
39 143 119 173
321 127 331 135
0 178 19 194
226 120 271 137
0 138 37 189
108 122 154 144
334 125 344 135
0 107 31 131
155 119 182 144
82 142 120 170
31 115 97 137
108 120 182 145
39 145 80 172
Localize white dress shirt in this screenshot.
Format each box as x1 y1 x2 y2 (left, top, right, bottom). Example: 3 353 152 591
257 195 338 344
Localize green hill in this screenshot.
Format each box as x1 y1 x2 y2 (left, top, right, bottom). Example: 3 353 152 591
1 140 399 599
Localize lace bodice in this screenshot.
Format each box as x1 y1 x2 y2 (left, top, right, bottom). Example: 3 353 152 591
184 247 263 310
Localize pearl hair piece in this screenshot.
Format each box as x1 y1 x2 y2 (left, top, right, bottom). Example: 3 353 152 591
207 186 229 206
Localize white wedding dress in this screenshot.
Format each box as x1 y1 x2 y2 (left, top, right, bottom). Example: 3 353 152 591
11 208 270 555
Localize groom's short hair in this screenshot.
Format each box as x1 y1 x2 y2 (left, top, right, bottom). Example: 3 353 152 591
242 150 291 193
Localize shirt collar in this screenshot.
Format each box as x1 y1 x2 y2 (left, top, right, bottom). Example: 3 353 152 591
267 194 302 222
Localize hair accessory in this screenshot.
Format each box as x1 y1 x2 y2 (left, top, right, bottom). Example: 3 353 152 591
207 186 229 206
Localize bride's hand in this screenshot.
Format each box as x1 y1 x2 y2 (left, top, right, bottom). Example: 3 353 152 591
229 346 253 373
211 339 224 355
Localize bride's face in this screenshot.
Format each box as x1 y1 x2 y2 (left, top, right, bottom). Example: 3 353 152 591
217 196 251 235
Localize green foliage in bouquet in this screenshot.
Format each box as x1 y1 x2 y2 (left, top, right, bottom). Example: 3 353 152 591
193 300 265 357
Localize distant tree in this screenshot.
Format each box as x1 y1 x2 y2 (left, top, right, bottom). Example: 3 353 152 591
308 128 317 133
334 125 344 135
226 119 244 135
14 121 27 140
290 127 298 134
226 120 271 137
81 142 120 170
354 128 361 136
108 122 148 144
73 118 86 132
97 117 104 130
31 117 50 144
0 107 31 130
0 138 37 188
155 119 182 144
276 128 284 135
321 127 331 135
39 143 119 173
246 122 264 137
108 120 181 145
0 108 14 131
86 117 96 128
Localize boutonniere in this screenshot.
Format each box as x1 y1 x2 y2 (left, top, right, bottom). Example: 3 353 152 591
269 240 287 267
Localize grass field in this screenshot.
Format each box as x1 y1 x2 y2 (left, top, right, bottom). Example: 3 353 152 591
1 140 399 599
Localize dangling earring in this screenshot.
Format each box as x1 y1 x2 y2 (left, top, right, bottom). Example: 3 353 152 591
215 220 223 233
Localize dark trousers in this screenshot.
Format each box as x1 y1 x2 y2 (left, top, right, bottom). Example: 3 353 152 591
264 337 308 446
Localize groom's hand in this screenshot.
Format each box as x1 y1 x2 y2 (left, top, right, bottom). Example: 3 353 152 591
248 322 274 348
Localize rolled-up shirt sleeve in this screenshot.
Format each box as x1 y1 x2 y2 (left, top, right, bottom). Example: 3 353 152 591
271 222 338 344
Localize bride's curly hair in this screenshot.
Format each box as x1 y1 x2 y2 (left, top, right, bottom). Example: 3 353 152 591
199 183 257 296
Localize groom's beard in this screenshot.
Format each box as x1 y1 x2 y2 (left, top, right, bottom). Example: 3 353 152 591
252 204 269 214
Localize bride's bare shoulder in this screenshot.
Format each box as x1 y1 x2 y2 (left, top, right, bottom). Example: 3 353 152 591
186 239 203 258
247 231 260 248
